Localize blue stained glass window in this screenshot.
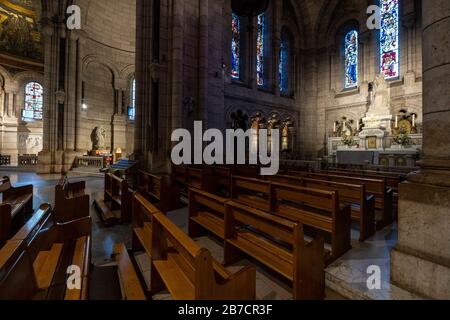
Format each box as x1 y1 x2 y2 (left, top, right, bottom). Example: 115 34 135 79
128 78 136 121
380 0 399 79
23 82 43 120
257 13 266 87
344 30 358 88
279 32 289 94
231 13 241 80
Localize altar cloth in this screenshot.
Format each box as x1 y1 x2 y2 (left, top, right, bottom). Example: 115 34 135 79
336 150 378 165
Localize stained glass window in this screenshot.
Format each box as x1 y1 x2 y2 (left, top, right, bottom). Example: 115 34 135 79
128 78 136 120
279 32 289 94
231 13 241 80
344 30 358 88
23 82 43 120
257 13 266 87
380 0 399 79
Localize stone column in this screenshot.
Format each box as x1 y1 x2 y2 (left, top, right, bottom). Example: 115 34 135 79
391 0 450 299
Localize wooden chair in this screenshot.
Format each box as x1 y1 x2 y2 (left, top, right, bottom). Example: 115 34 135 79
150 211 256 300
137 170 181 213
0 176 33 247
231 176 351 262
267 175 376 242
290 171 393 229
54 176 90 223
223 200 325 300
0 204 91 300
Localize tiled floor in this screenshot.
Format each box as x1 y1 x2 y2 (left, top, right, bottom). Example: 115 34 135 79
5 171 416 300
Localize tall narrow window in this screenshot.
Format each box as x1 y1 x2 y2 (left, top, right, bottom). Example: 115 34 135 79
344 30 358 89
23 82 43 120
231 13 241 80
279 32 289 94
128 78 136 120
257 13 266 87
380 0 399 79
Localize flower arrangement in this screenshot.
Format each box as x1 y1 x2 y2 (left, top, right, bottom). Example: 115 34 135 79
341 135 356 147
392 133 412 147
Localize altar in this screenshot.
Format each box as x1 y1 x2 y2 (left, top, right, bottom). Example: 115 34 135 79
334 148 419 167
327 75 422 168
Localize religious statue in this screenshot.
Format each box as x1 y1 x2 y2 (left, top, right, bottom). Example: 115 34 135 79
91 127 106 150
368 74 390 116
250 112 264 131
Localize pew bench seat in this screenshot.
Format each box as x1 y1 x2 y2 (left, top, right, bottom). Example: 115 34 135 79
3 193 33 218
113 243 147 300
227 230 295 281
151 212 256 300
133 222 152 258
190 210 225 239
224 201 325 300
33 243 64 290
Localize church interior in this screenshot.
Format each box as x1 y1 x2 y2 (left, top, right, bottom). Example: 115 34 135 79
0 0 449 301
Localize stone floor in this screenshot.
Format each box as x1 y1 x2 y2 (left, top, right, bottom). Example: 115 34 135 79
2 170 420 300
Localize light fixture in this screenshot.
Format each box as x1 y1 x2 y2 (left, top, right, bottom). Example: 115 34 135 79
82 103 88 110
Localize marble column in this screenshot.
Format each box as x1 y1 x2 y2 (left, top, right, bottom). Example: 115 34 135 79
391 0 450 299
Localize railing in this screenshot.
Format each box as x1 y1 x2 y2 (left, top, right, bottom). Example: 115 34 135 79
0 155 11 166
18 154 38 167
74 156 103 169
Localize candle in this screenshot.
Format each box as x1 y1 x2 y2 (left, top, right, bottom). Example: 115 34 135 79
395 116 398 128
412 114 416 127
333 122 336 133
357 120 360 131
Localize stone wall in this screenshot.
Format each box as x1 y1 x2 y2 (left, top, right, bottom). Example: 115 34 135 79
0 67 44 166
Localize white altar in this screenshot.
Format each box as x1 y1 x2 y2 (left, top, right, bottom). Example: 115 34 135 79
327 75 422 168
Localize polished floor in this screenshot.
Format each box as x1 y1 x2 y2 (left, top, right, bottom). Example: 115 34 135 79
5 171 422 300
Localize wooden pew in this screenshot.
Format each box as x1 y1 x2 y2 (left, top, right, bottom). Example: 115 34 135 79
54 176 90 223
266 175 376 242
137 170 181 214
224 201 325 300
95 173 132 224
0 176 33 246
318 169 404 193
0 204 91 300
290 171 393 228
188 188 228 240
113 243 147 300
131 192 161 257
172 165 219 196
209 166 232 197
150 212 256 300
231 176 351 262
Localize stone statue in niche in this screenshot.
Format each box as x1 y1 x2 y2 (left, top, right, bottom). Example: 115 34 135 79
91 127 106 150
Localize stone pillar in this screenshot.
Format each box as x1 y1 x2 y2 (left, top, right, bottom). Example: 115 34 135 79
391 0 450 299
